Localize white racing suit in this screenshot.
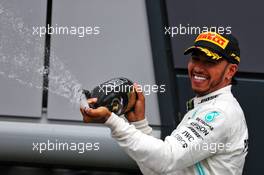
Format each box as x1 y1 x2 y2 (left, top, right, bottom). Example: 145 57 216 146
105 85 249 175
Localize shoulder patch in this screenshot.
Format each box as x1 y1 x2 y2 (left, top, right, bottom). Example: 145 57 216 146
204 111 220 122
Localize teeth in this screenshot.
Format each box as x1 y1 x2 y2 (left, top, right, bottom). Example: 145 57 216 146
194 75 206 80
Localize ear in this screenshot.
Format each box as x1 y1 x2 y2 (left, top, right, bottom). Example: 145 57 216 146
226 64 238 80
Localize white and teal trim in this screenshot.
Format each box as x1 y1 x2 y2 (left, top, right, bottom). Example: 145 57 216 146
195 162 206 175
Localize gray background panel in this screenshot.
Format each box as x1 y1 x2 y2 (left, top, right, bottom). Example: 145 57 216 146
166 0 264 73
48 0 161 125
0 0 46 117
0 121 136 169
231 79 264 174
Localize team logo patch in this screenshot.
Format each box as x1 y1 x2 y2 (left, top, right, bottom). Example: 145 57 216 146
195 32 229 49
204 111 220 122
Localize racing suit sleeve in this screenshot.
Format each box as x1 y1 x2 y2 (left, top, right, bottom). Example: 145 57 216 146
105 107 229 174
130 118 154 174
130 118 152 135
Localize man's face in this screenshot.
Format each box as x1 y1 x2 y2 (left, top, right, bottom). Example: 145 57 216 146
188 53 231 96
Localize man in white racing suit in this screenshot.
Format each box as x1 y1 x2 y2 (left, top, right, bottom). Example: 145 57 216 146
80 32 249 175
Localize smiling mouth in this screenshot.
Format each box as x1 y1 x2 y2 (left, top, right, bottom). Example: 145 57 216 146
192 73 209 82
194 75 207 80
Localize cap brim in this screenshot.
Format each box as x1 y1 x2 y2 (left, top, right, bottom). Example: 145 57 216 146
184 46 197 55
184 46 222 60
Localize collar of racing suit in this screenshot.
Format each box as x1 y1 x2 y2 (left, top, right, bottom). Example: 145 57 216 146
186 85 232 111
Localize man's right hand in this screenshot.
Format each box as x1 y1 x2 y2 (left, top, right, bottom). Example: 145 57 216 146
80 98 112 123
125 83 145 122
